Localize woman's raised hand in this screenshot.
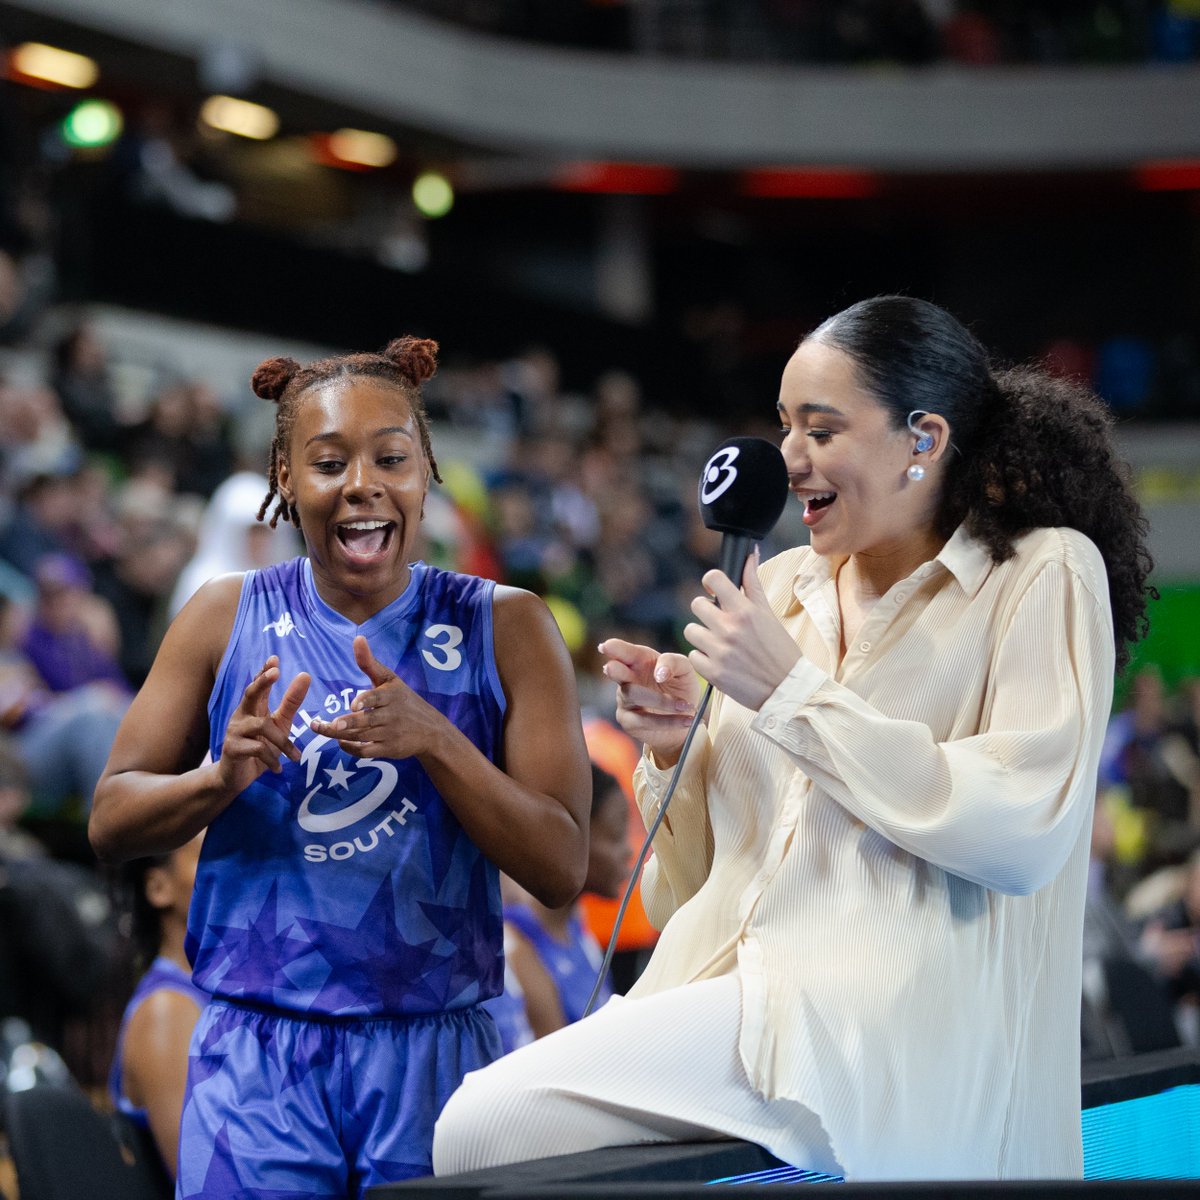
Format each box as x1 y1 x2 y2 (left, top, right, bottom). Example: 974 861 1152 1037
598 638 702 767
684 554 800 712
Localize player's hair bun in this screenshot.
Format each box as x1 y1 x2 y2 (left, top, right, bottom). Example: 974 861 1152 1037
382 337 439 387
251 356 301 401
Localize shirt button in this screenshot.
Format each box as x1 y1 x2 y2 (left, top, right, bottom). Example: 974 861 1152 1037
859 641 871 652
765 716 777 729
894 593 905 604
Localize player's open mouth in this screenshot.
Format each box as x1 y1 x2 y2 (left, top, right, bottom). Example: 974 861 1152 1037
336 519 395 559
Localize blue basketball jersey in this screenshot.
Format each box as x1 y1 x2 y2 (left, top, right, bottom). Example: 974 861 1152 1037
109 956 208 1125
186 558 507 1018
503 903 611 1026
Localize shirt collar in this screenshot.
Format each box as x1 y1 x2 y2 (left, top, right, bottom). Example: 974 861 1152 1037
792 550 837 603
791 522 993 603
934 523 993 598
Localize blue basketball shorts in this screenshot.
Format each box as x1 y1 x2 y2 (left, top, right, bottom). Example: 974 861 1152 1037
175 999 500 1199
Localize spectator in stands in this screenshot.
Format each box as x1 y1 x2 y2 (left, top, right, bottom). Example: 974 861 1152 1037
593 487 681 644
530 430 602 558
1139 846 1200 1027
110 834 206 1181
1100 666 1196 861
52 322 124 455
1163 676 1200 820
0 469 85 578
488 475 554 592
0 591 128 818
70 460 125 564
184 381 238 498
1083 791 1190 1057
0 377 82 492
20 553 128 695
500 345 562 439
166 471 298 619
124 379 235 499
93 483 199 687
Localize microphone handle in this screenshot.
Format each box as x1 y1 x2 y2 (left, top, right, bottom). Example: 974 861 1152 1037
718 532 756 584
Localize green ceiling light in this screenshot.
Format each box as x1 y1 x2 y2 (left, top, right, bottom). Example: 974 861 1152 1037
61 99 123 148
412 171 454 218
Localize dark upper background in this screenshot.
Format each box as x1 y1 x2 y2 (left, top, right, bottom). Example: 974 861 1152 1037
2 0 1199 425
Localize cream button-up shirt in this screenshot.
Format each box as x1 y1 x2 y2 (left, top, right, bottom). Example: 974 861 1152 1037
629 524 1114 1181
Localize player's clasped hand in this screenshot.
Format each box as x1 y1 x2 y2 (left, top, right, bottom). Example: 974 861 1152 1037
308 634 438 759
217 655 311 795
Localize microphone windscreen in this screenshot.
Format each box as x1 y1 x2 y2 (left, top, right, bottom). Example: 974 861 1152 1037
697 437 790 541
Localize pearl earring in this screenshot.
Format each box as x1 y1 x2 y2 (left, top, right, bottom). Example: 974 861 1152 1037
907 464 926 482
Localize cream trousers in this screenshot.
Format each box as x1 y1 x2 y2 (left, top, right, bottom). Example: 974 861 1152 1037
432 975 838 1177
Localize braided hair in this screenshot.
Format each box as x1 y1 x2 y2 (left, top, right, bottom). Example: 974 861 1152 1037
250 336 442 530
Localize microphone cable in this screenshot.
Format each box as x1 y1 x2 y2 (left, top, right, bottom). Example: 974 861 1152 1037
581 680 714 1019
579 435 786 1018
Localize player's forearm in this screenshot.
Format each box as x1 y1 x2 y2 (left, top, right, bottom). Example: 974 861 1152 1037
89 761 233 862
418 724 588 908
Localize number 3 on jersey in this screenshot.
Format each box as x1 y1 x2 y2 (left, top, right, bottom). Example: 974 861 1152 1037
421 623 463 670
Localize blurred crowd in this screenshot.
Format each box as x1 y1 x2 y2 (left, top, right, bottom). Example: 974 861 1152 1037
1085 669 1200 1058
402 0 1200 65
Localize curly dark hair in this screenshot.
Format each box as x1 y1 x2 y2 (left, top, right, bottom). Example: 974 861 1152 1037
250 336 443 529
810 296 1155 669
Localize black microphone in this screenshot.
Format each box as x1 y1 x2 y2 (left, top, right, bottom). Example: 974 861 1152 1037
698 436 790 582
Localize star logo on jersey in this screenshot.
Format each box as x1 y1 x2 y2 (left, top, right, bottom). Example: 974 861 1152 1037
205 883 317 1000
294 732 419 863
297 738 398 833
324 759 354 790
263 610 306 638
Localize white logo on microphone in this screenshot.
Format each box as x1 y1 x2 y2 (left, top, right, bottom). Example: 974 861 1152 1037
700 446 740 505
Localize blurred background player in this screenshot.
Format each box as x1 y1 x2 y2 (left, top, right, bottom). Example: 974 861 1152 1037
486 762 632 1051
109 834 206 1182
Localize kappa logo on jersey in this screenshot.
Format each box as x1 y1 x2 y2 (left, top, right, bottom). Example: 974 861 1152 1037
263 611 306 638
